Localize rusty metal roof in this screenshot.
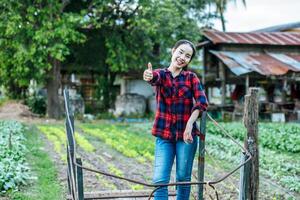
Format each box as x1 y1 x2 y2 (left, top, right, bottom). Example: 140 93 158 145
210 51 251 75
267 53 300 71
203 30 300 45
210 51 300 76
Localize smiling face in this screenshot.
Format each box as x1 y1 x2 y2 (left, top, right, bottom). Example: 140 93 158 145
171 43 194 69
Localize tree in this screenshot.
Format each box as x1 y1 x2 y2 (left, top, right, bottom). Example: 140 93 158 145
209 0 246 31
66 0 211 110
0 0 85 118
0 0 214 115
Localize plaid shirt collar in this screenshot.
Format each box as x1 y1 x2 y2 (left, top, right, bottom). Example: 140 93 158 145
163 68 188 77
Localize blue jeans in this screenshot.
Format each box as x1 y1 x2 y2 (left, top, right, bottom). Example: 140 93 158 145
153 136 198 200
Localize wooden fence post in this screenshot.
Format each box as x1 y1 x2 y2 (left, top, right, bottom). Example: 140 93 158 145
240 87 259 200
239 152 250 200
198 111 207 200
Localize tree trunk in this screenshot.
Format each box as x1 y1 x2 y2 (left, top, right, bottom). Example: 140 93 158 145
102 64 110 109
109 72 116 108
46 58 62 119
220 10 226 32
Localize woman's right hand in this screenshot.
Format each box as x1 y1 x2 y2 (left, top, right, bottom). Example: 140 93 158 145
143 62 153 81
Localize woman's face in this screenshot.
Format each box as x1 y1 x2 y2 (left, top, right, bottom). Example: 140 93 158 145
171 43 193 69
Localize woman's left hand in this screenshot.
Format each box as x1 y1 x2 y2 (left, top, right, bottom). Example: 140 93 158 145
183 122 193 144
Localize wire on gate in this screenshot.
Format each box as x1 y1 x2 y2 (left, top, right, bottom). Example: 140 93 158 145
63 89 252 200
207 114 249 156
205 149 240 193
207 182 219 200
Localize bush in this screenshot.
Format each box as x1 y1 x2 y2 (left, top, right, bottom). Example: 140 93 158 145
96 112 115 119
25 94 46 115
0 98 7 107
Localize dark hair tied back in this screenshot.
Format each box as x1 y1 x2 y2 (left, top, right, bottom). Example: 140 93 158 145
173 39 196 70
173 39 196 61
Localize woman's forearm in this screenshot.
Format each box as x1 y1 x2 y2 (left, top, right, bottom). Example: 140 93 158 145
187 109 200 125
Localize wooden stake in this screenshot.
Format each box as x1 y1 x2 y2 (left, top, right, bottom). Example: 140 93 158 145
198 111 207 200
242 87 259 200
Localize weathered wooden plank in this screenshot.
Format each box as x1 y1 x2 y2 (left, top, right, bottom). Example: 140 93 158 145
198 111 207 200
239 152 250 200
67 190 176 199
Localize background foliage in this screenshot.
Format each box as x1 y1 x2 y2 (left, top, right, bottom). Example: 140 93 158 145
0 0 214 114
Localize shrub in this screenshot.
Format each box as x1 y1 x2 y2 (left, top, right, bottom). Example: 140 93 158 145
25 94 46 115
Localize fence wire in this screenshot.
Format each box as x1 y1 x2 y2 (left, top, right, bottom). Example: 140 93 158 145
63 89 252 200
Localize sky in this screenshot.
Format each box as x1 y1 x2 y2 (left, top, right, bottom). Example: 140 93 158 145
212 0 300 32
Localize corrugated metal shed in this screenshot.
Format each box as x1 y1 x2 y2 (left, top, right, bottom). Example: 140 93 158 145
210 51 300 76
203 30 300 45
267 53 300 71
210 51 251 75
201 27 300 109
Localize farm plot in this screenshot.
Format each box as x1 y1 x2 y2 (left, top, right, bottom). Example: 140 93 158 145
206 122 300 193
36 121 300 200
0 121 64 200
37 124 154 193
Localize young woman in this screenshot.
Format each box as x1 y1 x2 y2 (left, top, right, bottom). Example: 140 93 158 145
143 39 208 199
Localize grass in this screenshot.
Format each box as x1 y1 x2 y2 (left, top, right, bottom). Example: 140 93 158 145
8 125 64 200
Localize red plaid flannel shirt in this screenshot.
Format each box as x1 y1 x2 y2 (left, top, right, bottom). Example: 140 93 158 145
148 68 208 141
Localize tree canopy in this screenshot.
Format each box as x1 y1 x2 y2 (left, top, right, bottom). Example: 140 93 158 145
0 0 218 117
0 1 85 97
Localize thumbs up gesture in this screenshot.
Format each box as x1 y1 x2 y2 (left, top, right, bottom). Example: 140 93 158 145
143 62 153 81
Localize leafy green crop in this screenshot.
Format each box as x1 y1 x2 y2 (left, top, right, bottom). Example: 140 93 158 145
205 130 300 193
37 125 96 159
37 126 67 162
0 121 30 193
207 122 300 153
79 123 155 163
117 121 300 193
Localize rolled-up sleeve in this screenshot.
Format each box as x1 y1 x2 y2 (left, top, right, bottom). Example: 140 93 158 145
148 69 162 86
191 73 208 113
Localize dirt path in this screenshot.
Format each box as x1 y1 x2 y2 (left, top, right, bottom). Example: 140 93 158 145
0 101 59 124
0 101 36 120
